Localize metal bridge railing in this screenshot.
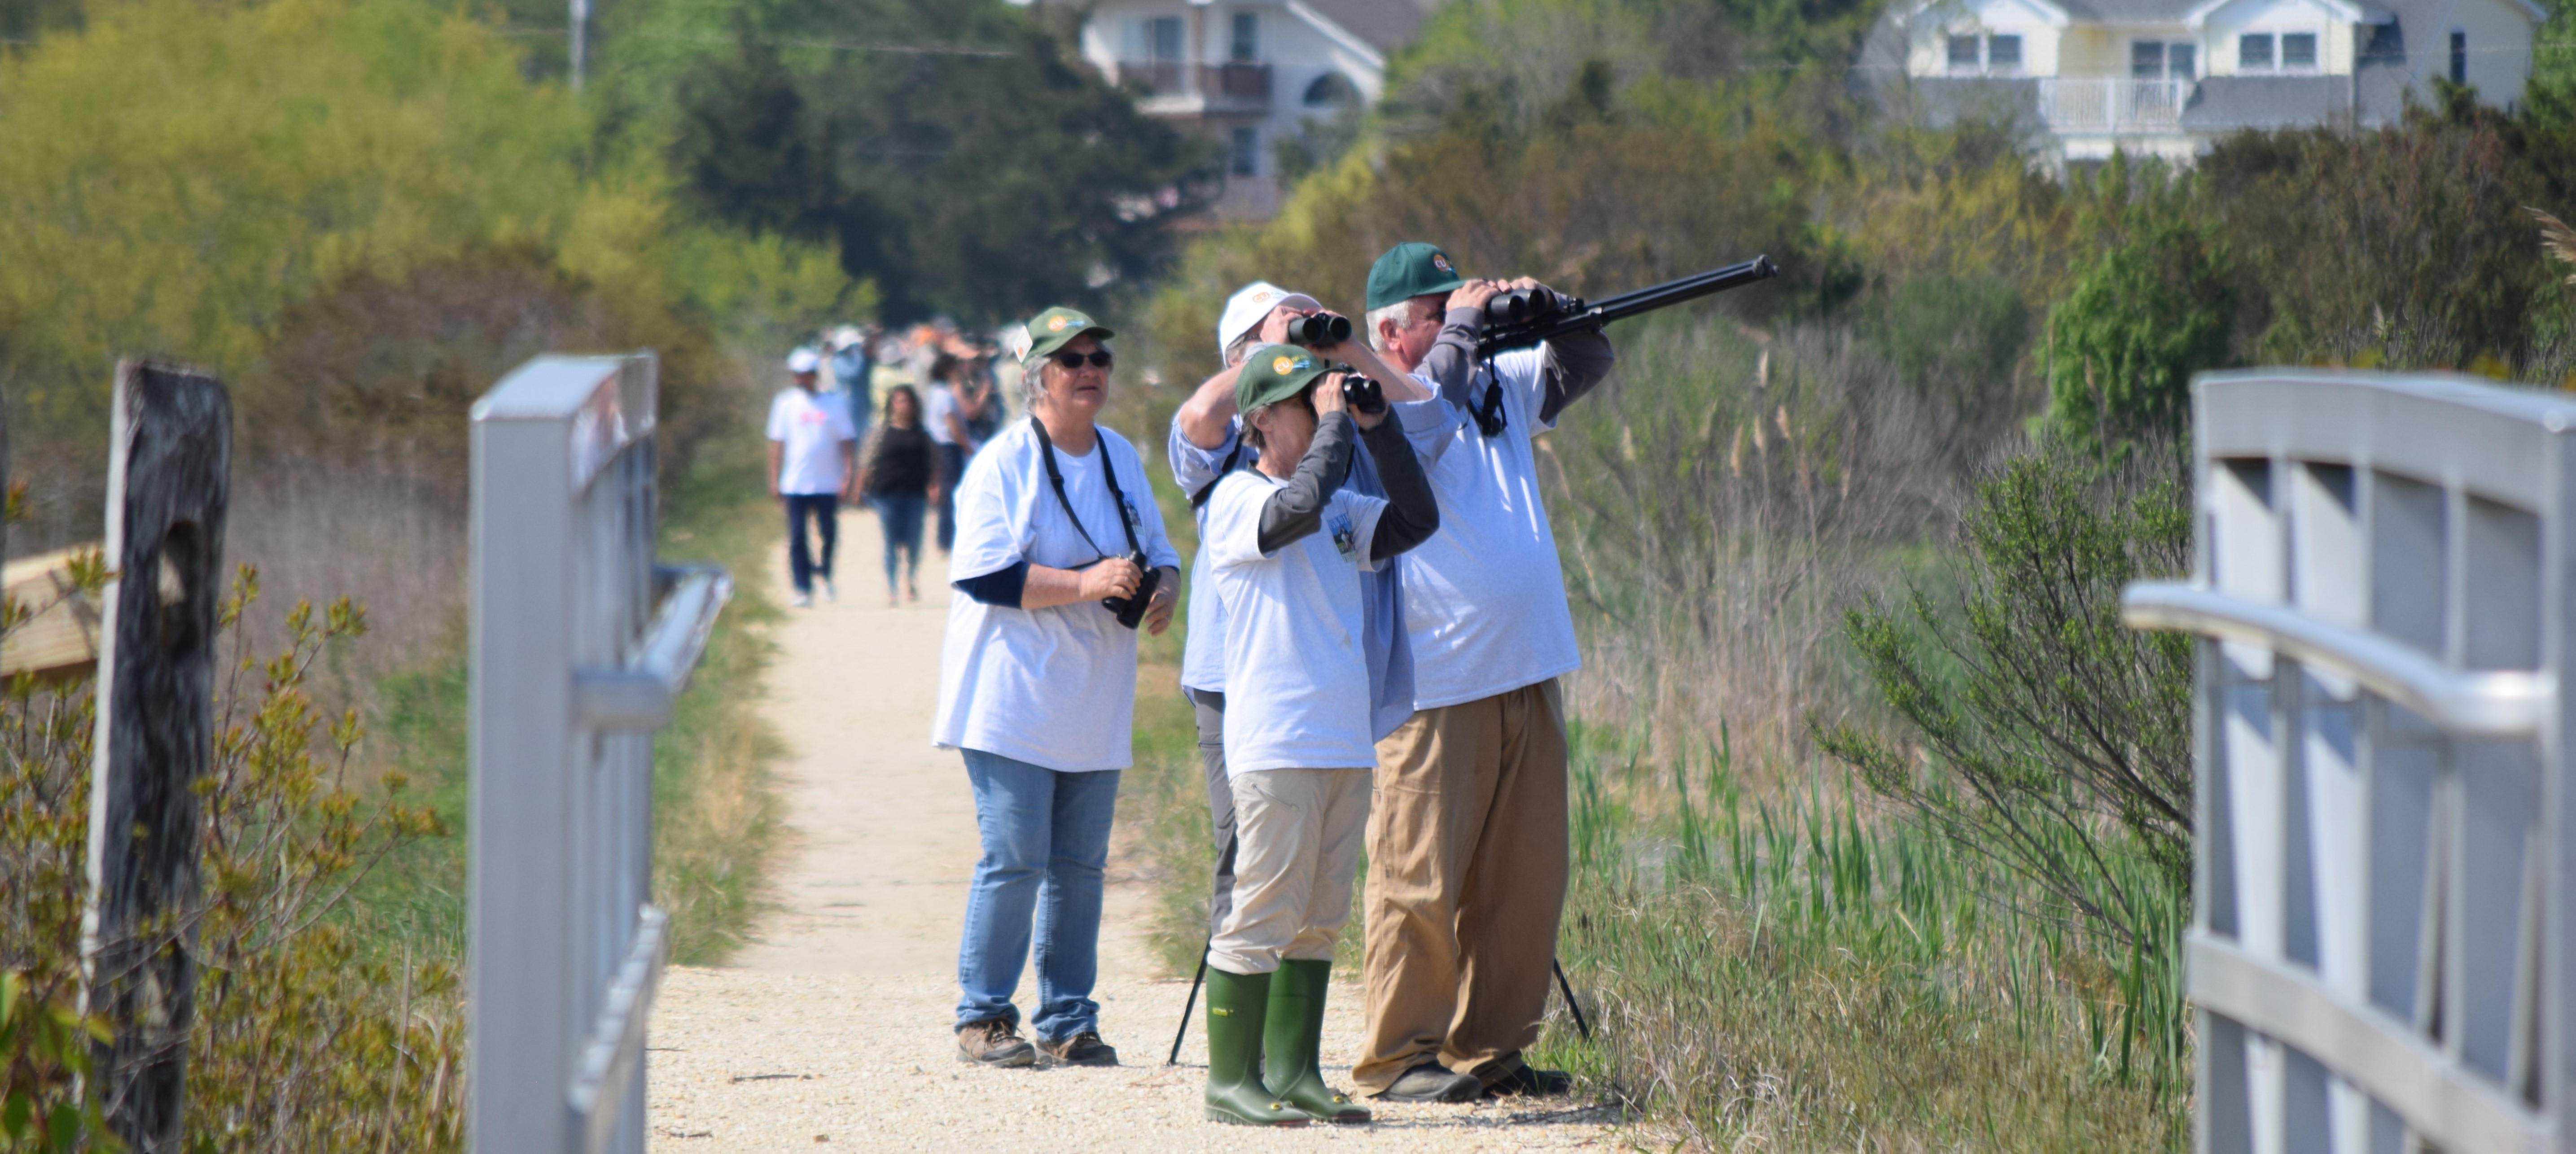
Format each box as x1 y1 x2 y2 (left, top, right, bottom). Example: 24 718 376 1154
2124 369 2573 1153
468 354 731 1154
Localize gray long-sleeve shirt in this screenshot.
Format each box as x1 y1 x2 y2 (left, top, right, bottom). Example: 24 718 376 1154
1417 306 1616 427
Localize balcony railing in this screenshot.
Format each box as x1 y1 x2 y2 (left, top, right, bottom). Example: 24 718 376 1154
2037 78 2193 131
1112 61 1271 107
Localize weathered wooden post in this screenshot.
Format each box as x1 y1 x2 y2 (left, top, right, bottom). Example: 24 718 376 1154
80 360 231 1152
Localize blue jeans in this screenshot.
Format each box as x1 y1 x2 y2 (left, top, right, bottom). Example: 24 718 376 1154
955 749 1122 1041
783 494 837 593
870 493 927 595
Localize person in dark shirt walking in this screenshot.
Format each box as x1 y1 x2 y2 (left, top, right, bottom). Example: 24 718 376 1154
855 385 941 606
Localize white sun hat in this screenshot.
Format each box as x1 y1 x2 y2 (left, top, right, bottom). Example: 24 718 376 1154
1216 281 1321 361
786 347 822 374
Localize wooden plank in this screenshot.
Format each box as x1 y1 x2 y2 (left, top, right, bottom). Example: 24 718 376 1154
0 545 105 679
80 360 231 1154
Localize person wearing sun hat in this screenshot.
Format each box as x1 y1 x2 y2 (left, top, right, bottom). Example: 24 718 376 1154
1166 284 1462 976
1351 242 1615 1104
933 306 1182 1072
1194 345 1440 1126
765 345 858 607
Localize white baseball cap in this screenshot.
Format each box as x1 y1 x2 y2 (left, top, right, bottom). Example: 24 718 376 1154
1216 281 1321 360
830 325 866 349
786 347 821 374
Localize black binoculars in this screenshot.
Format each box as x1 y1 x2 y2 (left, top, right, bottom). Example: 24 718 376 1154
1338 373 1384 415
1481 287 1576 325
1102 552 1161 630
1286 313 1353 347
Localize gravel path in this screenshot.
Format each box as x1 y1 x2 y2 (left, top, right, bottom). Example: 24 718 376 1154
648 507 1631 1151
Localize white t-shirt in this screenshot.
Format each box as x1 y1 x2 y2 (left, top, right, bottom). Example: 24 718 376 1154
766 388 857 496
924 385 961 446
933 420 1183 772
1399 346 1581 709
1206 471 1389 773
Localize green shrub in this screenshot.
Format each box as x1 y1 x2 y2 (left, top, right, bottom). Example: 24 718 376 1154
2039 159 2233 454
0 570 459 1153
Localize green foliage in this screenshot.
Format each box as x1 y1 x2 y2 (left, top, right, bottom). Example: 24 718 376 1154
1875 272 2029 428
0 0 853 487
2202 107 2565 376
1540 728 2186 1148
2040 159 2234 453
643 0 1214 322
1818 446 2192 977
0 569 460 1152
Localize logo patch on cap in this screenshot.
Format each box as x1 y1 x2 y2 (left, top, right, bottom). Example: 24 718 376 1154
1047 315 1072 332
1430 253 1454 273
1254 291 1273 302
1273 355 1303 374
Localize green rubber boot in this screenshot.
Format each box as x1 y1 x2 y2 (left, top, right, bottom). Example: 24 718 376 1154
1205 967 1314 1126
1264 959 1372 1123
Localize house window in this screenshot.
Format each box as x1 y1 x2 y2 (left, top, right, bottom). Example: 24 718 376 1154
1230 127 1259 176
1946 32 2021 74
2133 40 2195 79
1231 12 1258 63
2451 30 2468 82
2240 32 2274 69
2281 32 2317 68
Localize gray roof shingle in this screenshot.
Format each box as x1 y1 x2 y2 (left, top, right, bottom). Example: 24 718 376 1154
1298 0 1441 55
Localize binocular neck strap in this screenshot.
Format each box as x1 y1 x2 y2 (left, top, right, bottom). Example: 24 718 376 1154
1029 415 1146 561
1473 357 1509 438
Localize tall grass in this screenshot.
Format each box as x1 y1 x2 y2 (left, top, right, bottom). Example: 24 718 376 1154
1530 723 2186 1150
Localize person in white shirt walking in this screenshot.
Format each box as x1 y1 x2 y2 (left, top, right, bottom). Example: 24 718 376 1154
766 347 859 608
1197 346 1440 1126
1350 243 1615 1101
933 307 1181 1071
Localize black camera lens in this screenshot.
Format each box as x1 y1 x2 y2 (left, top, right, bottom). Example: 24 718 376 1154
1288 313 1352 346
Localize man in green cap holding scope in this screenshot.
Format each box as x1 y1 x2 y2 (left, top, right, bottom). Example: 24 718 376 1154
1195 345 1441 1124
1353 243 1615 1103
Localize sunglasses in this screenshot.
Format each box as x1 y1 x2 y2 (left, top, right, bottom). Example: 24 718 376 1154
1051 350 1114 369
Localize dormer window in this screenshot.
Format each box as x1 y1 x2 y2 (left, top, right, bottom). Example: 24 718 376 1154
2239 31 2321 72
1947 31 2024 74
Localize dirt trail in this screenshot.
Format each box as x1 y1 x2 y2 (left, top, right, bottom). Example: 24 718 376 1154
649 506 1622 1151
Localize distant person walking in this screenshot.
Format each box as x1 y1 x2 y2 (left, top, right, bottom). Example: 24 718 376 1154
855 385 939 606
767 347 858 608
828 324 877 443
924 354 984 554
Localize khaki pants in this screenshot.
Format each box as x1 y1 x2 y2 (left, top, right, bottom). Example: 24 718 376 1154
1354 679 1569 1093
1209 767 1372 975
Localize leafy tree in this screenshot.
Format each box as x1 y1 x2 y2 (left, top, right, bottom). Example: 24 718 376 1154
655 0 1213 322
2041 158 2233 453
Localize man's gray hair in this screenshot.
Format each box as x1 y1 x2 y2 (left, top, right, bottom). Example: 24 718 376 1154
1366 302 1411 353
1224 330 1261 367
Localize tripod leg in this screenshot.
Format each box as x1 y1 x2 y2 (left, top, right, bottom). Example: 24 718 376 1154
1553 959 1593 1042
1168 944 1211 1066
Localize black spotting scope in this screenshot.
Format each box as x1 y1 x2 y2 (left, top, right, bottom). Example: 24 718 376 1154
1473 256 1780 358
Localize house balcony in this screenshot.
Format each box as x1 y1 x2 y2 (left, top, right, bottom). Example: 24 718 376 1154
2037 78 2195 133
1112 61 1272 114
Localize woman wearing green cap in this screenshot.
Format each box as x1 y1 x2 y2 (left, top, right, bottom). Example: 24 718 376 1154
1194 345 1441 1125
933 307 1182 1070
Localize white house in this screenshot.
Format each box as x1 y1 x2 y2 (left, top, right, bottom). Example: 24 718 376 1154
1021 0 1437 219
1873 0 2546 160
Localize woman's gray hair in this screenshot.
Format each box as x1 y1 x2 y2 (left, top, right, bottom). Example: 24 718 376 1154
1019 357 1051 411
1366 302 1411 353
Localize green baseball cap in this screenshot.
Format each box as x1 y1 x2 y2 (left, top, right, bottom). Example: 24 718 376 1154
1235 344 1335 412
1020 306 1115 366
1366 242 1467 310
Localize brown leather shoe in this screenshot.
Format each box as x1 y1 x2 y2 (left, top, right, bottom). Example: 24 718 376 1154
955 1018 1037 1068
1037 1031 1119 1067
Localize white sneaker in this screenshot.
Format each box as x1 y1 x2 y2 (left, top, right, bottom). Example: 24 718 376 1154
821 577 837 602
790 590 814 608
